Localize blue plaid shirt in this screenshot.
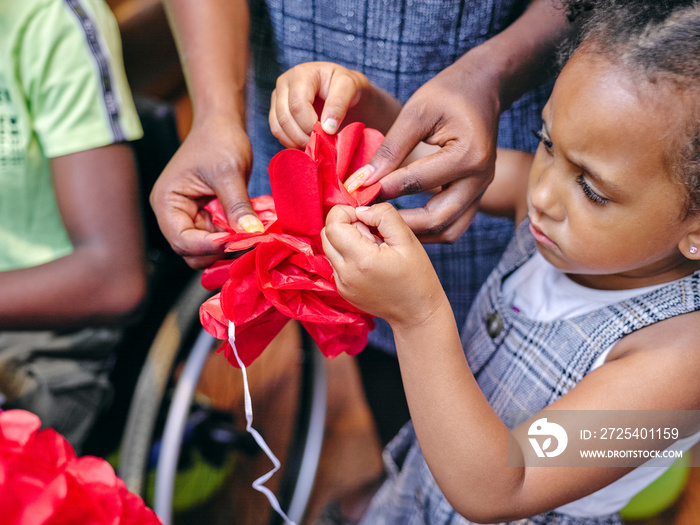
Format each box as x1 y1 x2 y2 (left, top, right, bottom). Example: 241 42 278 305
244 0 554 353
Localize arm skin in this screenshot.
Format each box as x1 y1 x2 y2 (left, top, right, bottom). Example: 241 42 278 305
271 1 573 243
270 66 538 206
322 202 700 522
271 62 542 216
322 146 700 520
0 145 147 330
152 0 572 266
150 0 257 269
363 0 573 243
479 148 535 222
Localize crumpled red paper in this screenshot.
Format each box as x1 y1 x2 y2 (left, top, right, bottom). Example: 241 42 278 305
200 122 383 367
0 409 161 525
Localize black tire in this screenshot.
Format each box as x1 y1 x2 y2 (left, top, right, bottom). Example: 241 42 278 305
118 273 213 495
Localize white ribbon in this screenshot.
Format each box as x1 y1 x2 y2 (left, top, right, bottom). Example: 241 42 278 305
228 321 296 525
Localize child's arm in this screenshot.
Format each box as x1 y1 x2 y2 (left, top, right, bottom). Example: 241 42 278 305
270 62 402 149
478 148 533 222
0 145 147 329
323 203 700 522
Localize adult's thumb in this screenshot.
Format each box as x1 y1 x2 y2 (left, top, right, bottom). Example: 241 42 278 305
218 177 263 233
364 107 430 184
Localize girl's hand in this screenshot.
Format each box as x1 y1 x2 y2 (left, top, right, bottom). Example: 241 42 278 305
269 62 401 148
322 203 447 328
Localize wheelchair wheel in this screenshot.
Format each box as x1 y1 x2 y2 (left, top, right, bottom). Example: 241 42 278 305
118 273 327 525
118 272 213 496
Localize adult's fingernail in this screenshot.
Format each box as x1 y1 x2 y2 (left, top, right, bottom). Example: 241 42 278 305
322 118 339 134
238 215 264 233
344 165 374 193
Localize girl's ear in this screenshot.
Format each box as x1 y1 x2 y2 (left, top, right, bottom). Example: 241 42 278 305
679 223 700 260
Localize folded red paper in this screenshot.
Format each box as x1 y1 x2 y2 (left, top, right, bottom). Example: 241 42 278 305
199 123 383 367
0 409 161 525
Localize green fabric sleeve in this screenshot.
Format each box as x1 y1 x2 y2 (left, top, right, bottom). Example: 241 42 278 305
19 0 142 159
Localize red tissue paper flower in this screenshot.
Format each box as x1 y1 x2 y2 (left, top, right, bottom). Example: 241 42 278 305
0 409 161 525
200 122 383 367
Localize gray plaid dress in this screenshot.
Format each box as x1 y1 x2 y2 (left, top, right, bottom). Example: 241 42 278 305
244 0 554 353
359 219 700 524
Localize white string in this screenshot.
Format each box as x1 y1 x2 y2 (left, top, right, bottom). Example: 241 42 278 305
228 322 297 525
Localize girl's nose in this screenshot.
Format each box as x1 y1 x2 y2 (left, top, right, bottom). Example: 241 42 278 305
530 165 565 222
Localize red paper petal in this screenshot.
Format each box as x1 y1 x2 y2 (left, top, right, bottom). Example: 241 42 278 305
348 181 382 207
55 457 122 523
117 477 162 525
222 275 275 327
221 252 275 326
201 259 234 290
302 315 374 358
199 124 386 366
268 149 324 236
27 429 75 474
319 123 383 209
219 309 291 368
251 195 278 222
200 293 229 340
256 243 332 292
11 473 67 525
205 196 278 235
344 126 384 177
0 409 41 450
0 410 160 525
306 123 337 164
335 122 365 177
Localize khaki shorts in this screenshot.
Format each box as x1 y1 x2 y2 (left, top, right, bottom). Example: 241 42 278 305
0 328 120 453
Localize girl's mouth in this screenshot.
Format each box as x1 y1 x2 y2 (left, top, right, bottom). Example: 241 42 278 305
529 220 557 248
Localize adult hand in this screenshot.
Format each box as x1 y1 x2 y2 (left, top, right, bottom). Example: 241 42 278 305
347 57 502 244
270 62 402 149
150 114 260 269
346 0 573 244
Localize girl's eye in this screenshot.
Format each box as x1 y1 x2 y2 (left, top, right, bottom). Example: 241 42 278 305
532 128 553 151
576 174 608 205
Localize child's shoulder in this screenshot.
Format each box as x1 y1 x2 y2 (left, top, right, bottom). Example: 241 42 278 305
606 310 700 409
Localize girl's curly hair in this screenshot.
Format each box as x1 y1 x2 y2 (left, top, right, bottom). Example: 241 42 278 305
558 0 700 216
562 0 595 21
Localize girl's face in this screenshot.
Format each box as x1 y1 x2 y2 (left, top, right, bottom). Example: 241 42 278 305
527 51 700 290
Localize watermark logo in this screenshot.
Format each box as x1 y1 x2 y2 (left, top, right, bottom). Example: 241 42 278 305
528 418 568 458
509 410 697 467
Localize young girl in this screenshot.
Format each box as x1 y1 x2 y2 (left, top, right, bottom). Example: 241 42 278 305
272 0 700 522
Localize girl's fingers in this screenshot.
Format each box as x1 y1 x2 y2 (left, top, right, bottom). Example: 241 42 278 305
354 203 416 249
353 221 381 244
320 227 344 270
323 205 387 262
323 206 359 259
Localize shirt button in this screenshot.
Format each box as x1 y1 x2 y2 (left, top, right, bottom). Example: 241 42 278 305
486 312 503 338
